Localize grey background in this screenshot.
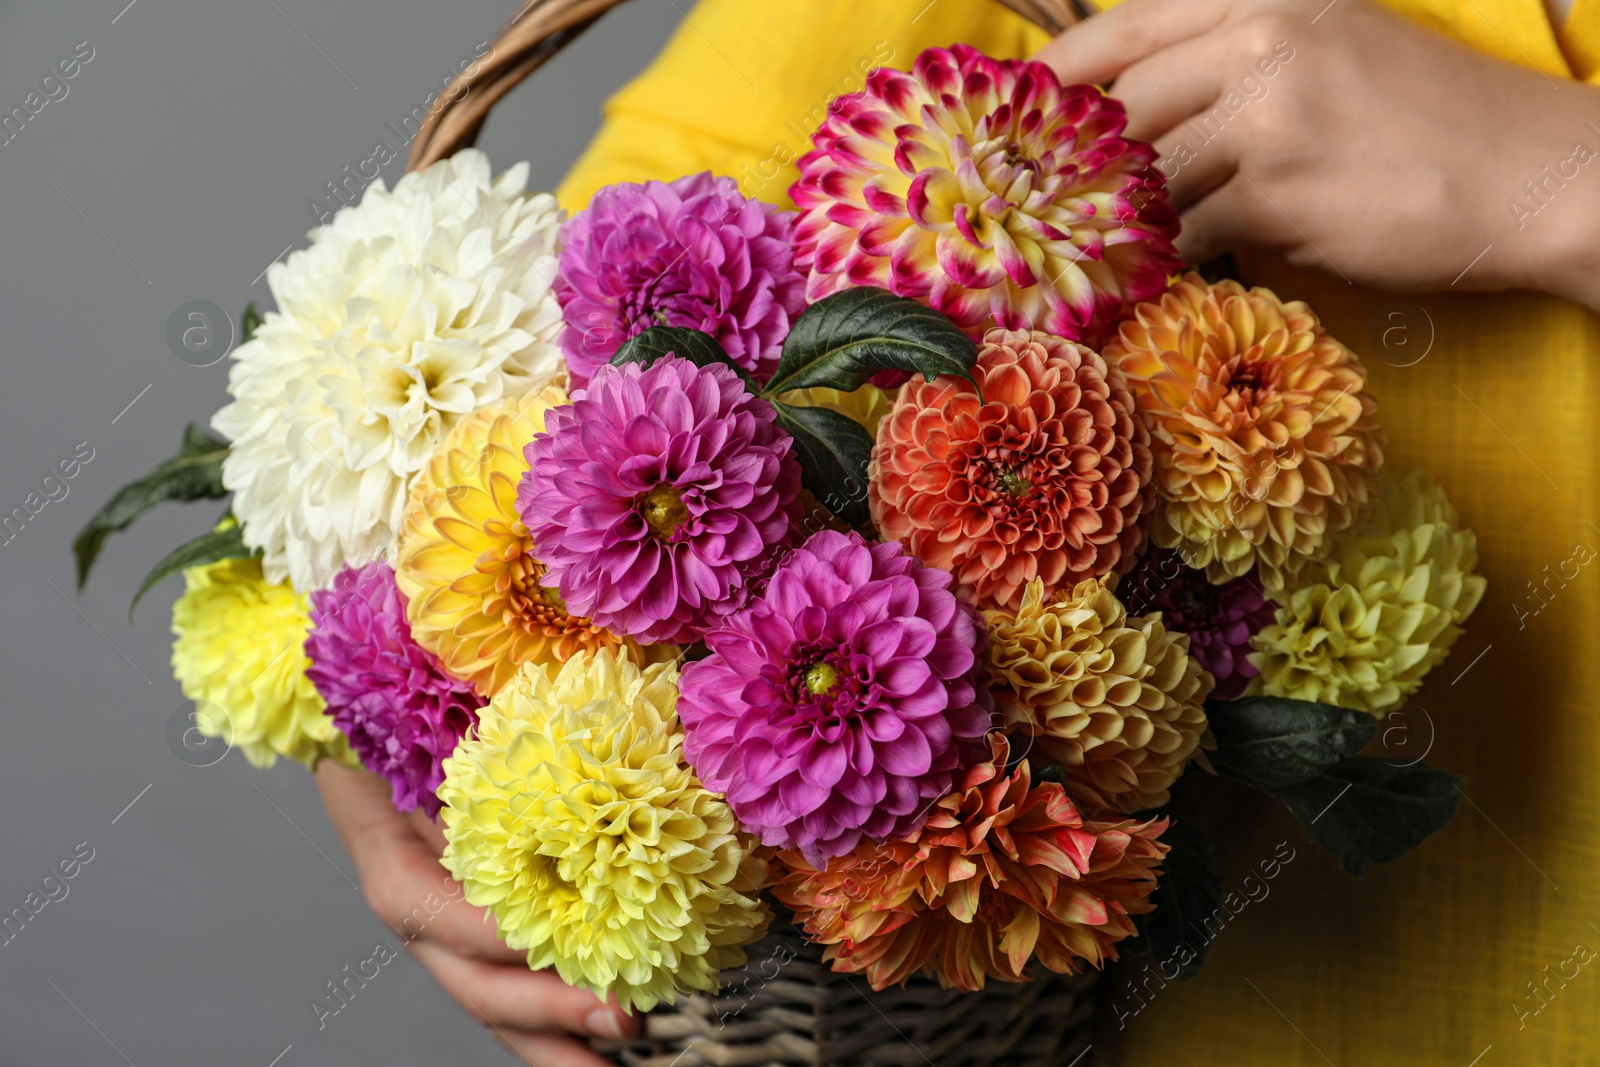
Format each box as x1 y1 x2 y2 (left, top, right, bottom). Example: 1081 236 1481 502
0 1 683 1063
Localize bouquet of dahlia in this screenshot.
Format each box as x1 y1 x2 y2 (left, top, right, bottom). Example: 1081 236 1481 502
76 45 1484 1010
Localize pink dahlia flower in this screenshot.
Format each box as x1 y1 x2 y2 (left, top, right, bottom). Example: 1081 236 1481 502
519 355 803 644
1117 548 1274 701
791 45 1182 344
305 561 484 817
556 173 807 391
678 530 993 865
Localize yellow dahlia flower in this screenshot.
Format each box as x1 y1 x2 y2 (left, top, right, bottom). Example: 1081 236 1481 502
170 555 354 769
1105 274 1385 591
438 650 768 1012
1250 470 1486 716
779 383 897 439
983 578 1213 813
395 388 629 698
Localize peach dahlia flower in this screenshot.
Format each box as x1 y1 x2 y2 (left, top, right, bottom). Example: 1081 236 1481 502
1105 274 1385 591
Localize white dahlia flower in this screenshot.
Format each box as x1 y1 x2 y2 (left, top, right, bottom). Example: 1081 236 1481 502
212 149 565 591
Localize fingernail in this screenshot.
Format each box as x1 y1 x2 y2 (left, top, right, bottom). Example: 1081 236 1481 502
586 1010 624 1039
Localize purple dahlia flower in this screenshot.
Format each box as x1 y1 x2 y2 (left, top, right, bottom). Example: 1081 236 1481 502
518 355 803 645
305 561 483 817
679 530 993 865
1117 548 1275 701
555 172 807 391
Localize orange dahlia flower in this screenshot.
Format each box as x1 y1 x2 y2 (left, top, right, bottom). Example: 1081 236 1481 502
869 328 1151 612
1105 274 1384 591
774 735 1168 993
394 388 628 697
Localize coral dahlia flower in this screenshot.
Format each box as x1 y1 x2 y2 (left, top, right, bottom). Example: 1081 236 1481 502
520 356 803 645
871 327 1151 613
678 530 992 865
395 388 626 698
1106 273 1385 592
792 45 1181 343
774 735 1168 992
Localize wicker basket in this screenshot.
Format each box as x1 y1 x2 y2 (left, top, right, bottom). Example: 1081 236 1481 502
406 3 1102 1064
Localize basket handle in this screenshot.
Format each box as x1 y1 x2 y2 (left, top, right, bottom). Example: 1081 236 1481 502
405 0 1083 172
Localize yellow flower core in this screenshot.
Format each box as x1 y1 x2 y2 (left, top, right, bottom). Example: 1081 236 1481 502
641 484 689 538
805 662 840 695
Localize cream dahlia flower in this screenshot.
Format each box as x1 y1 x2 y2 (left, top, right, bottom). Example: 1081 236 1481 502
1250 471 1486 715
212 149 566 591
983 577 1212 813
1105 274 1385 592
438 651 769 1012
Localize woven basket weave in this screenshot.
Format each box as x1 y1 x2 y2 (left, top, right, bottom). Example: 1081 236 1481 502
405 3 1102 1064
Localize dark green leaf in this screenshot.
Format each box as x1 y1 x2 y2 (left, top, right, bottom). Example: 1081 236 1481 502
1274 757 1464 878
241 302 264 344
611 326 755 389
72 423 231 590
762 287 980 398
1126 817 1223 982
1208 696 1378 793
768 400 875 528
129 524 257 621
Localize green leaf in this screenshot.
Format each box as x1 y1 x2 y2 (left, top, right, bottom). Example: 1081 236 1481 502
611 326 755 389
71 423 231 590
761 287 980 398
1126 817 1223 982
129 524 257 621
241 302 264 345
768 400 875 528
1273 757 1464 878
1207 696 1378 793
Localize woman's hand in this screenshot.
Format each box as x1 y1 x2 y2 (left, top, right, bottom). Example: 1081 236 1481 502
1037 0 1600 307
315 761 635 1066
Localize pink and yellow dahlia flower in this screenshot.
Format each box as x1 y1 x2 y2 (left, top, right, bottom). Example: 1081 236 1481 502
792 45 1181 343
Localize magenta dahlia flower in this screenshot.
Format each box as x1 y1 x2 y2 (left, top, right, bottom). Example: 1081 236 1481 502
556 173 807 391
678 530 993 864
518 355 803 644
1117 548 1275 701
791 45 1182 344
305 561 483 817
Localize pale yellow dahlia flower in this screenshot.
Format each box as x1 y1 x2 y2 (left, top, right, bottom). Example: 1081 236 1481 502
1105 274 1385 591
438 650 769 1012
394 388 630 698
983 577 1213 813
1250 470 1486 716
170 555 354 769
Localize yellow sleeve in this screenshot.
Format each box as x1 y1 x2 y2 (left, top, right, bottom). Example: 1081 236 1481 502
555 0 1051 211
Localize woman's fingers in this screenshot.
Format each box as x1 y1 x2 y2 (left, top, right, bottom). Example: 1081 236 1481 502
492 1029 623 1067
316 761 524 964
1035 0 1237 86
409 940 639 1041
1151 119 1240 213
1172 176 1280 264
1109 27 1238 144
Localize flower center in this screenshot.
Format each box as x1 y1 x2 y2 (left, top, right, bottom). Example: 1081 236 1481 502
640 484 689 539
804 662 840 696
997 467 1033 497
1002 140 1038 171
651 308 670 325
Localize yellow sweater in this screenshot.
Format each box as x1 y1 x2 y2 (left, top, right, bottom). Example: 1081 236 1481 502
558 2 1600 1063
